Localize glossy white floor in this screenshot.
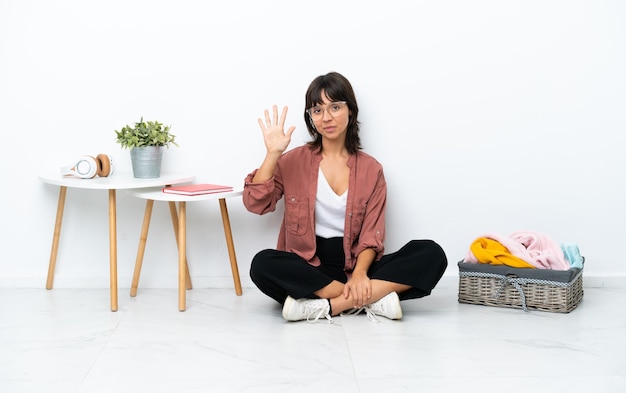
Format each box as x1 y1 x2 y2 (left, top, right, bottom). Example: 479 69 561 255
1 282 625 393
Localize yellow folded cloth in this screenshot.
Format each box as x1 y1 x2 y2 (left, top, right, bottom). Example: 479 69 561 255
470 237 535 268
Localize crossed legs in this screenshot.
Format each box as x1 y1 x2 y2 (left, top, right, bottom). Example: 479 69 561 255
315 279 410 316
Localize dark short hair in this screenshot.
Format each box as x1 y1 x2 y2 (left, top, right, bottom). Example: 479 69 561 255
304 72 361 154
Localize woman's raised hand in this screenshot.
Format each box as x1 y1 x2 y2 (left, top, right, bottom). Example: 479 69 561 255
258 105 296 155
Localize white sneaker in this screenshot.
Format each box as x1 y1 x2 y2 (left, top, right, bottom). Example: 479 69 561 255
282 296 332 323
367 292 403 320
341 292 403 323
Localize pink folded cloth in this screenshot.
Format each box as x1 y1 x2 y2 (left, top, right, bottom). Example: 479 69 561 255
465 230 570 270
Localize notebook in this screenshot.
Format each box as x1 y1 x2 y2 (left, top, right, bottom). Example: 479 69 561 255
162 183 234 196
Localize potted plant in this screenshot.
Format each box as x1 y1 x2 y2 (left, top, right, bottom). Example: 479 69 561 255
114 117 178 178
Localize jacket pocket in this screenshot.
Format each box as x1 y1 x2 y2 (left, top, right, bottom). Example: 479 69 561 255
348 203 367 239
285 195 308 236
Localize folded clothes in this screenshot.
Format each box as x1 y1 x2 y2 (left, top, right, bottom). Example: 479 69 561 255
469 237 536 268
465 230 571 270
561 243 584 269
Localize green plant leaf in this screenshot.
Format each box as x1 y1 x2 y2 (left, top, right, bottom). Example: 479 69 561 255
114 117 178 149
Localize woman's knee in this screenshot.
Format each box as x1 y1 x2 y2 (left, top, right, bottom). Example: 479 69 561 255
428 239 448 265
249 249 276 279
408 239 448 268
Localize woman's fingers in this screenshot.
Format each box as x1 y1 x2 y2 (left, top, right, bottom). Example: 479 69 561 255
350 286 363 308
265 108 272 127
279 105 288 127
348 280 372 308
257 105 295 154
259 105 289 131
273 105 279 125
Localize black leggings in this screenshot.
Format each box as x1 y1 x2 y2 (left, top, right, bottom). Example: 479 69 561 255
249 238 448 304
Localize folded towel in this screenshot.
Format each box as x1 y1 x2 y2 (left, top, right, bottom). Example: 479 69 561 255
468 237 536 268
465 231 570 270
561 243 584 269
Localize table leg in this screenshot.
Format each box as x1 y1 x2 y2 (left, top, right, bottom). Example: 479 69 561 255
108 189 118 312
168 202 192 289
178 201 187 311
131 199 154 297
219 198 242 296
46 186 67 290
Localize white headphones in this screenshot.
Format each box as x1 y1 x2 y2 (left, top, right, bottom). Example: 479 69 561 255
60 154 114 179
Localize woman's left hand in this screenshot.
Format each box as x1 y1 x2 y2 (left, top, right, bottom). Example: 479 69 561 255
343 272 372 309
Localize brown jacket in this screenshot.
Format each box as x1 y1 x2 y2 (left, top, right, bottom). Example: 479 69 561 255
243 145 386 272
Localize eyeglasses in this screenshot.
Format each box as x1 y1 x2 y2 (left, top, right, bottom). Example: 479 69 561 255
307 101 347 120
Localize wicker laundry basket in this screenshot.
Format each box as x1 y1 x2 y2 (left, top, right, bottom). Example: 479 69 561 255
457 261 584 313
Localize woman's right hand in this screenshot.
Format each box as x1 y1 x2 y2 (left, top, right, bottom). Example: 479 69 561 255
258 105 296 155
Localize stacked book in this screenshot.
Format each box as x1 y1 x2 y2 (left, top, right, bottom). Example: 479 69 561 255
162 183 234 196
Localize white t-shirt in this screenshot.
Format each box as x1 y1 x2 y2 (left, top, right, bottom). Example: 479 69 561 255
315 168 347 238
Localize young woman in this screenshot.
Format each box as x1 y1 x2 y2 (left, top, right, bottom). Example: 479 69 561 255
242 72 447 323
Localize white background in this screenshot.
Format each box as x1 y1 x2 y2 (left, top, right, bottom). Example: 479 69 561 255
1 0 624 289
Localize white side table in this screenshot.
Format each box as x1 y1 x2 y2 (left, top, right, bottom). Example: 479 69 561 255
128 187 243 311
39 172 196 311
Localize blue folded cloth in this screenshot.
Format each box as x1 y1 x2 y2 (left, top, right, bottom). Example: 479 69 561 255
561 243 584 269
